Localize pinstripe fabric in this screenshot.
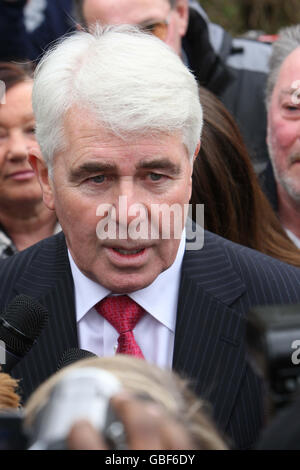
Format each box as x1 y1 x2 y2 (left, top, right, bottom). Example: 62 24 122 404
0 230 299 449
173 231 300 448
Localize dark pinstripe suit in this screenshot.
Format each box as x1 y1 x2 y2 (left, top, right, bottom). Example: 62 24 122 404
1 230 299 449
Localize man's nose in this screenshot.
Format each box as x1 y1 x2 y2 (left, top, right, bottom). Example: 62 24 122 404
114 179 147 226
6 131 29 161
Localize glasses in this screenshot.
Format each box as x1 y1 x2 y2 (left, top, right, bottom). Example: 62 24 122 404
138 12 172 41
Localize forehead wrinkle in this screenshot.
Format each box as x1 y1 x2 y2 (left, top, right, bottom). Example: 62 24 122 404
87 0 171 25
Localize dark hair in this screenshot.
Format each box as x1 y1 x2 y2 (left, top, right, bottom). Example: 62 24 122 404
190 86 300 268
0 62 34 92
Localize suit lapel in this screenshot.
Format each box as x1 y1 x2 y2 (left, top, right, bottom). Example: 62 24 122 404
12 233 78 401
173 231 247 430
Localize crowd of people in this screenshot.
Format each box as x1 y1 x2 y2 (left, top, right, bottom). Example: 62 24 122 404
0 0 300 451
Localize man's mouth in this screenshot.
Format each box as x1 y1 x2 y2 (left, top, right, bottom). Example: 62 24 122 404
113 248 145 255
112 247 145 256
290 155 300 165
105 246 149 265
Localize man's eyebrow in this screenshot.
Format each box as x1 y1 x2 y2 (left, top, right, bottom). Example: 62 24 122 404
19 113 35 124
69 162 116 181
138 17 162 27
137 158 181 174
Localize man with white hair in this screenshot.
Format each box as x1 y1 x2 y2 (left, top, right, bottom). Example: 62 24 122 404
261 24 300 248
1 26 299 450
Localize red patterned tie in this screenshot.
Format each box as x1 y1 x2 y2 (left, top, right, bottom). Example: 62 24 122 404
95 295 145 358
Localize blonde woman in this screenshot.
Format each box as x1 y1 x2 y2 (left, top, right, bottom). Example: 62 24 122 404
25 355 227 450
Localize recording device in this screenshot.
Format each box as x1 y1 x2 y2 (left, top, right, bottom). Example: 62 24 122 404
0 295 49 373
27 367 127 450
57 347 96 370
246 303 300 411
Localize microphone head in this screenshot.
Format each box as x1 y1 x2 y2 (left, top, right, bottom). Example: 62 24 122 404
57 348 96 371
0 295 48 357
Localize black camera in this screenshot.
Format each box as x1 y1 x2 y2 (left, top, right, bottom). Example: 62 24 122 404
246 303 300 412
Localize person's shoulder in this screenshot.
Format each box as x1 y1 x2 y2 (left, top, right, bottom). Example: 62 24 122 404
191 230 300 277
0 232 65 275
227 36 271 73
183 229 300 307
188 0 271 72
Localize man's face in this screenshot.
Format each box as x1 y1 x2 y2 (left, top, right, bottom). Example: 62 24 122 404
33 106 195 293
267 46 300 204
82 0 188 55
0 81 41 209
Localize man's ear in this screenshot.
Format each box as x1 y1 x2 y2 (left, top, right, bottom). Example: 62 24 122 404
29 148 55 211
175 0 189 37
193 141 201 164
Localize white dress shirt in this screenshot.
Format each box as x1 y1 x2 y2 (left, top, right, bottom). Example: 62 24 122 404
68 231 186 369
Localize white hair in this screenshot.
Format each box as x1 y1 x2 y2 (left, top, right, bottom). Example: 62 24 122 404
32 24 203 169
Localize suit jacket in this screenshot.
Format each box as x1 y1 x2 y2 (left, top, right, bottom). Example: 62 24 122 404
1 230 299 449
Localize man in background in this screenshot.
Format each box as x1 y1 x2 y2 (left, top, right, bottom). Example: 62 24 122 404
262 24 300 248
0 0 73 61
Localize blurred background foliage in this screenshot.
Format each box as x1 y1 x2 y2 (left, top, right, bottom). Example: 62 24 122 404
198 0 300 36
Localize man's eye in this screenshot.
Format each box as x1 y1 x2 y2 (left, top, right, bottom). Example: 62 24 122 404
142 23 156 33
91 175 106 183
149 172 163 181
283 103 300 111
25 126 36 134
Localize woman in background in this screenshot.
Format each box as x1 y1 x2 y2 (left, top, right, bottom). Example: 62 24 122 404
191 86 300 267
0 62 59 259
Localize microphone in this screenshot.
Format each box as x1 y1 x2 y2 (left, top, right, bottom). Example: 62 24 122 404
0 295 48 373
57 348 96 371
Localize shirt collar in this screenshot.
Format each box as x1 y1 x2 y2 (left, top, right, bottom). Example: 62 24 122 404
68 230 186 333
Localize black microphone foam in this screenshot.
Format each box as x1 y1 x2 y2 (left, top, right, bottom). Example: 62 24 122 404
0 295 48 372
57 348 96 371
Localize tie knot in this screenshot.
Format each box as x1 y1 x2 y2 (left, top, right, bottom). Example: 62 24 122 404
96 295 145 334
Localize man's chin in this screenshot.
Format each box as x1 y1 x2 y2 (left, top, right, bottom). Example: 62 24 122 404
95 271 161 294
279 175 300 204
